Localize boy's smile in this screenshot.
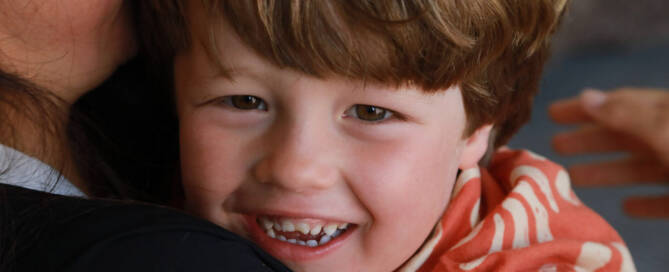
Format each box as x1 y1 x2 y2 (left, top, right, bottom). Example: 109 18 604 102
254 216 352 247
173 6 490 271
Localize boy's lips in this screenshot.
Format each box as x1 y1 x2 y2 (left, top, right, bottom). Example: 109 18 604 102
244 214 356 261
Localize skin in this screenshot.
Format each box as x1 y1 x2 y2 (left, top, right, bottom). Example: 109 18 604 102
174 6 491 271
550 88 669 218
0 0 136 189
0 0 135 101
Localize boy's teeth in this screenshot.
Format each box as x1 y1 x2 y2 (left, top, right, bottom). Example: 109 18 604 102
309 224 322 235
296 223 310 235
323 223 338 236
281 221 295 232
319 235 331 245
261 218 274 230
257 216 352 247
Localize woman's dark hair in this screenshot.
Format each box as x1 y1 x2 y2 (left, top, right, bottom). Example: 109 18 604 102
0 70 79 271
69 55 180 203
0 60 178 198
0 57 181 271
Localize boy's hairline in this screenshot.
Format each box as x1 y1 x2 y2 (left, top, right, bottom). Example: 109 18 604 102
187 19 468 96
188 2 470 90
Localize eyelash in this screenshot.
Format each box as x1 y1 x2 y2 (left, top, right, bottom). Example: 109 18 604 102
218 95 268 111
343 104 402 123
213 96 402 124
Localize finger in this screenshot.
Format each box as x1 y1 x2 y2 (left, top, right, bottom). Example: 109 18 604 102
552 126 648 155
623 195 669 218
548 96 593 124
568 158 669 186
582 89 669 151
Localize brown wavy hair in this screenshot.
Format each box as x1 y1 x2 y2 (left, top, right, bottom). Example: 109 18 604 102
138 0 569 147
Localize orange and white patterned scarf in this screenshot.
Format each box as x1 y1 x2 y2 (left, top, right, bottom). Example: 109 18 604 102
401 148 636 272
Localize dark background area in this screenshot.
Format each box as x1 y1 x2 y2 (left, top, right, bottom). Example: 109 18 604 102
509 1 669 270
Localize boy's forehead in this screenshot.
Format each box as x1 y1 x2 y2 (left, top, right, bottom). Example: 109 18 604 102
193 37 457 100
185 0 468 93
191 29 463 100
188 1 486 98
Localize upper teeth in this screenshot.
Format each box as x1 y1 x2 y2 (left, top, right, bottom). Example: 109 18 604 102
260 217 349 233
281 220 295 232
262 220 274 230
258 216 351 247
323 223 338 236
309 224 322 235
296 223 310 235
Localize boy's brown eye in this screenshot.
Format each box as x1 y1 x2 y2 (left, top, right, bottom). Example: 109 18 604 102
224 95 268 111
351 105 393 122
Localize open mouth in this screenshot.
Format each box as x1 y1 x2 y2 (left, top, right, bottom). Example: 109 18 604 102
256 215 354 247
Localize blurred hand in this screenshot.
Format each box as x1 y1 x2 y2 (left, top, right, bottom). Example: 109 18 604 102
549 88 669 218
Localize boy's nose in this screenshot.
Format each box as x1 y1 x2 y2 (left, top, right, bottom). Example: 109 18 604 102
252 126 339 193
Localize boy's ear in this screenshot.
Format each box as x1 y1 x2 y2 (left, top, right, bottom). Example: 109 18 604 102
459 124 493 169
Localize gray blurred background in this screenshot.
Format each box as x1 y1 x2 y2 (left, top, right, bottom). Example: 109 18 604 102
508 0 669 270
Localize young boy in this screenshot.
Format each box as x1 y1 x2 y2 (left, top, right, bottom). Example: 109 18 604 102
140 0 636 271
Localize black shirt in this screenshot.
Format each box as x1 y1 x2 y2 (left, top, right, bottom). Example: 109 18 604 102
1 184 290 272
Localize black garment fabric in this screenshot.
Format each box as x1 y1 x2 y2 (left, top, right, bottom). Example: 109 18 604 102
1 184 290 272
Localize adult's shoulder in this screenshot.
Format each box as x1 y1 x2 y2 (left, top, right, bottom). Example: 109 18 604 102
2 184 289 272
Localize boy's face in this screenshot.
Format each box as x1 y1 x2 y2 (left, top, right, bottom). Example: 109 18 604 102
174 13 489 272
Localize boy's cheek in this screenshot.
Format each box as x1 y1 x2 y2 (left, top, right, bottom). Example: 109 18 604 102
179 121 244 206
182 190 249 236
180 144 249 235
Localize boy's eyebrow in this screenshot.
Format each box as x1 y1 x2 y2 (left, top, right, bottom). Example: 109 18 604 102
210 65 258 81
199 42 260 80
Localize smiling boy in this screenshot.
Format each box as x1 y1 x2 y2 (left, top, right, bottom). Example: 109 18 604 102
139 0 635 271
